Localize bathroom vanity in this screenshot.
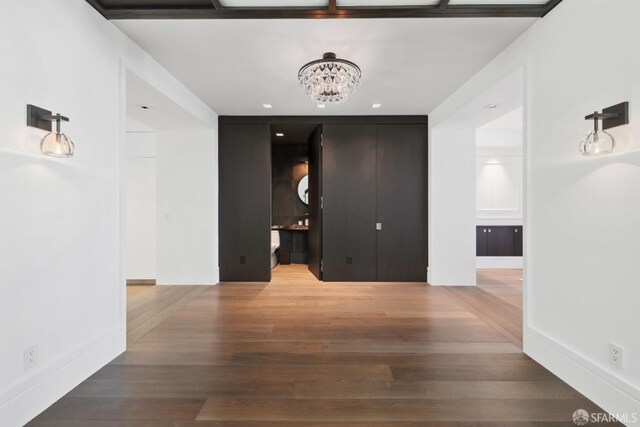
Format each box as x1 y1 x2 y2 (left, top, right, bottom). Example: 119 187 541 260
272 225 309 264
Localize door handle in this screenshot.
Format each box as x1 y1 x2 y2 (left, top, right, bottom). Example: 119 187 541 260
376 222 383 230
488 229 492 233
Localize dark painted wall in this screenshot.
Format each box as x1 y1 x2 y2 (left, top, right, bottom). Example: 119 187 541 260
272 143 308 226
219 124 271 282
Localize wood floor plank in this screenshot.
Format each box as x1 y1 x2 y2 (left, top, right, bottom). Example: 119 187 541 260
195 397 602 422
33 397 205 421
127 286 212 345
28 265 614 426
292 379 583 399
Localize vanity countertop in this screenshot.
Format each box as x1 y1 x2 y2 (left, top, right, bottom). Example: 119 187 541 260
272 225 309 231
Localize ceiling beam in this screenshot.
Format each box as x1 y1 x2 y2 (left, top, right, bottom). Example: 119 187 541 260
210 0 224 12
438 0 450 10
543 0 563 16
85 0 108 18
93 4 553 20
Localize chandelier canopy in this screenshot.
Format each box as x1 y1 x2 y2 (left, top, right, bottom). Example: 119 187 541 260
298 52 361 104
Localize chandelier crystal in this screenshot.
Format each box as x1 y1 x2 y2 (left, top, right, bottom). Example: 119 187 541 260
298 52 361 104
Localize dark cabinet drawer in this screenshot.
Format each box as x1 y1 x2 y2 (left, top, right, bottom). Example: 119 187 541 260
476 226 523 257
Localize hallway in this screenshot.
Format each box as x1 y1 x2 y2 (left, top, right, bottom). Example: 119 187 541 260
27 267 609 425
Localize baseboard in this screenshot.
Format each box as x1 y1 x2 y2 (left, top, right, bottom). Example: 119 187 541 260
0 325 125 427
476 256 523 269
525 326 640 425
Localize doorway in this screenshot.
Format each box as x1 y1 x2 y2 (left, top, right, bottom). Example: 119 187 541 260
475 106 524 310
122 69 218 345
270 123 322 282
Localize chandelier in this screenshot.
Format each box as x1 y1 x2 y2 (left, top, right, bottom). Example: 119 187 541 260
298 52 361 104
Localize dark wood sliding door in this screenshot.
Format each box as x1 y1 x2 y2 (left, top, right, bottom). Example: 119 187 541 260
219 124 271 282
307 126 323 280
376 124 429 281
322 124 377 281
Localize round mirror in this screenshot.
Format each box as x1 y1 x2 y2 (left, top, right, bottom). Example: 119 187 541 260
297 175 309 205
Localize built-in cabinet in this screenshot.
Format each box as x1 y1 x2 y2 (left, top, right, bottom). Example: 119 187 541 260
219 116 428 282
476 225 523 257
322 123 428 281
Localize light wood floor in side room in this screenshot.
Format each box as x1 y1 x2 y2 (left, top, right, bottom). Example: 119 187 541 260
28 265 617 426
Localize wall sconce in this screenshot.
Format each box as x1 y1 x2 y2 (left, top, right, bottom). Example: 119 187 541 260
579 102 629 156
27 104 75 158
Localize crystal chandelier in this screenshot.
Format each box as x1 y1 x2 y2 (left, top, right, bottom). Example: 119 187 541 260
298 52 361 104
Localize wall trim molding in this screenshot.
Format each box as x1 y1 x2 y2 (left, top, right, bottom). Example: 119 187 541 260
0 325 125 426
524 326 640 422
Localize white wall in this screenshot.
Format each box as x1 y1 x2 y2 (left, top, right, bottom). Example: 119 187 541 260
157 130 219 285
429 129 477 286
126 132 157 279
476 144 524 269
476 145 523 224
0 1 217 425
430 0 640 419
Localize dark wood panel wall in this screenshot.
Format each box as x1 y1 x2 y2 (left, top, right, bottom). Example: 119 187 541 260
271 143 308 226
219 116 428 282
322 124 378 281
219 124 271 282
476 226 523 257
376 124 429 281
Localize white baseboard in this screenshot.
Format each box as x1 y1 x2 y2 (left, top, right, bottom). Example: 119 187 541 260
476 256 523 269
0 325 125 427
525 326 640 426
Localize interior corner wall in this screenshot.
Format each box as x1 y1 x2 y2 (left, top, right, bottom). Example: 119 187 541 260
430 0 640 418
428 129 477 286
0 1 218 425
157 130 219 285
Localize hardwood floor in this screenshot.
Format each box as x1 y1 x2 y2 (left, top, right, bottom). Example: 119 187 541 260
28 265 615 426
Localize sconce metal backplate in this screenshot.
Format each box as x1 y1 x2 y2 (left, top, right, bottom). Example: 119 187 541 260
601 102 629 130
27 104 53 132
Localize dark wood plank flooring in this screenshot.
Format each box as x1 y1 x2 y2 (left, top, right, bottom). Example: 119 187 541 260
27 265 615 426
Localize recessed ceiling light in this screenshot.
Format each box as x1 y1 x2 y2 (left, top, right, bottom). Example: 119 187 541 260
263 104 273 109
138 105 150 110
276 133 284 137
372 103 382 109
484 104 499 109
317 104 326 109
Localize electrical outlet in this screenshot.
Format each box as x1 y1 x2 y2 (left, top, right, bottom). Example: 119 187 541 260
23 345 38 371
610 343 623 369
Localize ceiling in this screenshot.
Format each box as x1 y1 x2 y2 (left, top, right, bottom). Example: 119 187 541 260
115 18 537 115
271 124 320 144
435 66 524 129
126 70 209 130
87 0 562 19
478 106 523 132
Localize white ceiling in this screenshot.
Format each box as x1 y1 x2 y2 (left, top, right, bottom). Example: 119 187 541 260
115 18 536 115
478 106 523 132
435 66 524 129
126 70 209 131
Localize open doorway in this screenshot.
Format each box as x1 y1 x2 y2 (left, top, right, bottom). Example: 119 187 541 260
429 67 525 346
475 106 524 308
123 70 218 345
269 123 322 283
